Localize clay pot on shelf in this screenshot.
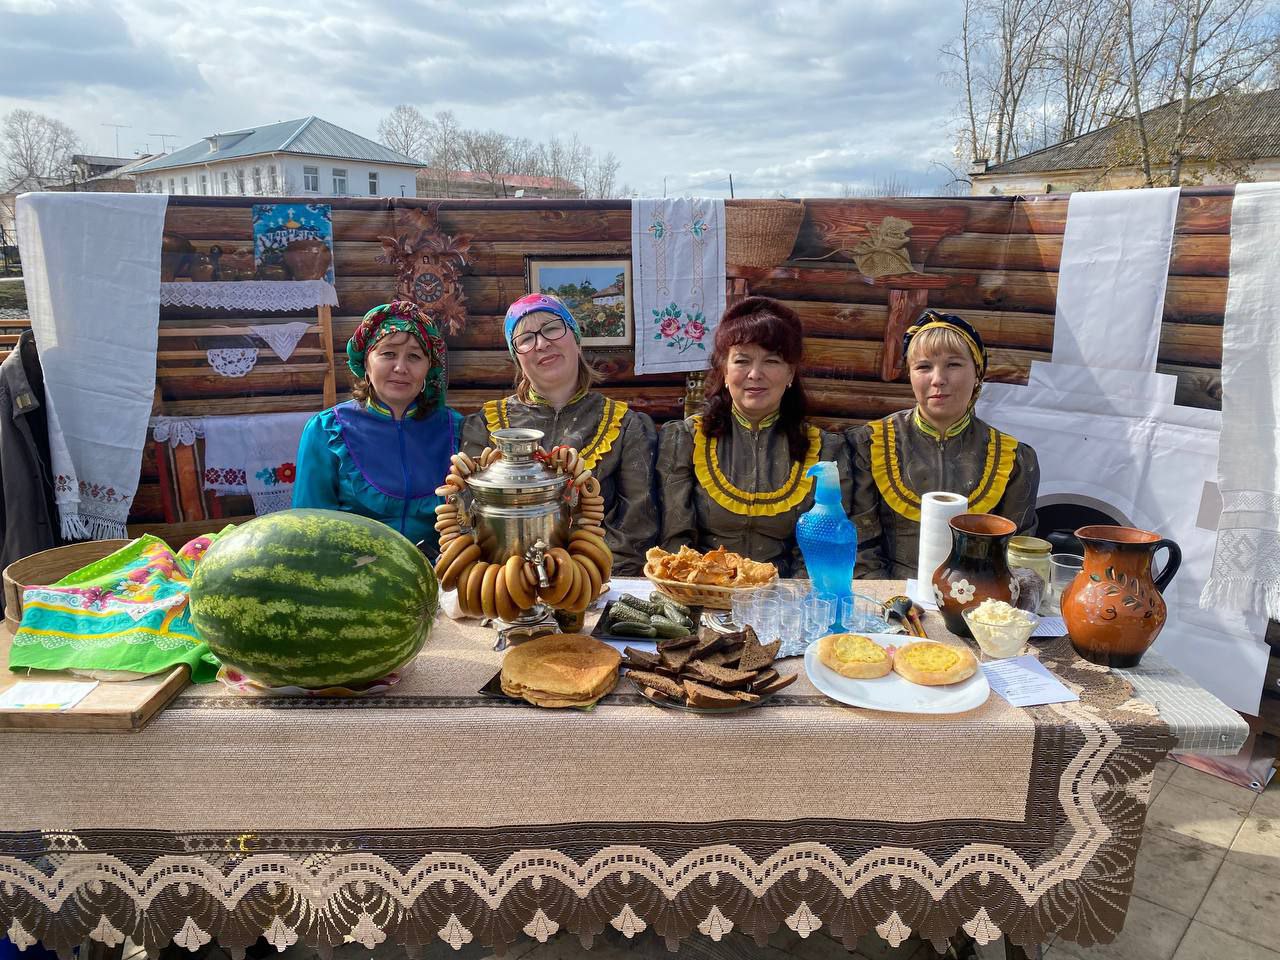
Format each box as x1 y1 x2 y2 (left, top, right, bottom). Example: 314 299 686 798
283 238 332 280
188 251 215 282
160 234 194 282
257 263 288 281
215 245 255 281
931 513 1018 638
1061 525 1182 667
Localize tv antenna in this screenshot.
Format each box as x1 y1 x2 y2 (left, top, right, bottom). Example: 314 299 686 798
150 133 180 153
100 123 131 156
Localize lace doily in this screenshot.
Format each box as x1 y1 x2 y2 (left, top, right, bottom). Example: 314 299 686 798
160 280 338 311
150 417 205 447
250 488 295 516
251 321 312 361
207 348 258 378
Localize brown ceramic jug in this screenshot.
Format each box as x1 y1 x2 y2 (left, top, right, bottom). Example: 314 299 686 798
283 238 332 280
932 513 1018 638
1061 525 1182 667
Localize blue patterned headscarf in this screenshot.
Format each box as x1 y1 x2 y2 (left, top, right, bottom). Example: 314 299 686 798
503 294 580 358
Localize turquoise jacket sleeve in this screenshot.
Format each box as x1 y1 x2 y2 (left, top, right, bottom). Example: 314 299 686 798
291 413 341 510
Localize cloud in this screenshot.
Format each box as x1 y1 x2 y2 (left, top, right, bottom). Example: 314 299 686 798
0 0 966 195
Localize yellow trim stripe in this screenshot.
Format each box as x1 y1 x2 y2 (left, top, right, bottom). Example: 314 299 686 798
867 416 1018 521
482 398 508 439
692 416 822 517
15 625 198 644
577 398 629 471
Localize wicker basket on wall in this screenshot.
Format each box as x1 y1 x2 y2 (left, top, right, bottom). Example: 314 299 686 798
3 540 131 631
724 200 806 269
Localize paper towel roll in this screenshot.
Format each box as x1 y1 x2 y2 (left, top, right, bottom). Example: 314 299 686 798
917 491 969 596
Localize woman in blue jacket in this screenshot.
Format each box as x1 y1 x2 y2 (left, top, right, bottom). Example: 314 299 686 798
292 300 462 557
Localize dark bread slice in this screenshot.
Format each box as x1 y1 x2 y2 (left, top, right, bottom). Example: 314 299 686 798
701 645 743 667
623 647 663 669
682 680 744 708
657 633 698 651
660 643 697 672
750 668 780 691
627 670 685 699
690 630 729 658
755 672 798 696
686 660 757 689
737 638 781 673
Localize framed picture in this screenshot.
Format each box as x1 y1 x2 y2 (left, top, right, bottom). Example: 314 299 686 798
525 256 632 348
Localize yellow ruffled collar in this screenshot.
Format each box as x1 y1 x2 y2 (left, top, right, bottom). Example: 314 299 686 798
912 406 972 440
692 415 821 517
731 406 780 431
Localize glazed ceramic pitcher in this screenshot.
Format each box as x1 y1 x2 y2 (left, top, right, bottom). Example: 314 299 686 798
932 513 1018 638
1061 525 1182 667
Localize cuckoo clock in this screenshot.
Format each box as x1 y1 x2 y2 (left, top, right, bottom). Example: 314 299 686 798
377 205 473 335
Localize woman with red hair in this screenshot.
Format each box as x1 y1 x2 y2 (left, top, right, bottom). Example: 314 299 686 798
657 296 852 575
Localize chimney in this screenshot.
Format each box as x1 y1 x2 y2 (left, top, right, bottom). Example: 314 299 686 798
969 158 990 175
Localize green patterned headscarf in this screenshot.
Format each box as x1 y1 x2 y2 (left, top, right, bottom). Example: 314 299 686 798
347 301 448 410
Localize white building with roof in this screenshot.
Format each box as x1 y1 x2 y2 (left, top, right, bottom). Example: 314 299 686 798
130 116 421 198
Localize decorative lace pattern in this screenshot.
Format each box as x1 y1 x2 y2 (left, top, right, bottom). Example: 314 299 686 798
159 280 338 310
206 349 259 378
250 321 312 361
150 417 205 448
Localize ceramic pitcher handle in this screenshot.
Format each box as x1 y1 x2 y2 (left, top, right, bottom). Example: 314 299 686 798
1153 538 1182 593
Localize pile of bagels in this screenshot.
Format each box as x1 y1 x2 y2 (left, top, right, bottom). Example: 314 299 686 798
432 445 613 620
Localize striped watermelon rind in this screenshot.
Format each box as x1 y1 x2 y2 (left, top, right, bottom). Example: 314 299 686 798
190 509 438 689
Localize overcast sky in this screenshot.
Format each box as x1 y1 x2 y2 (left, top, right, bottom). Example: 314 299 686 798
0 0 965 197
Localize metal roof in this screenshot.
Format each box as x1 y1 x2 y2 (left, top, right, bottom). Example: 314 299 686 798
983 88 1280 175
131 117 422 173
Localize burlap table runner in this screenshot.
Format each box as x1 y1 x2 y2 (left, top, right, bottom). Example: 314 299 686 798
0 581 1173 956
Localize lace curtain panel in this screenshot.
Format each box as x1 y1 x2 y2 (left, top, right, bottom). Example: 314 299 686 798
159 280 338 310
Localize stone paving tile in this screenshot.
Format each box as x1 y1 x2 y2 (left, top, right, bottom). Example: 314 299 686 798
1195 860 1280 951
1131 830 1225 917
1171 921 1280 960
1045 896 1189 960
1168 763 1263 807
1144 782 1251 852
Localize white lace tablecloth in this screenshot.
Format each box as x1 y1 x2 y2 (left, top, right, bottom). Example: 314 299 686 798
159 280 338 311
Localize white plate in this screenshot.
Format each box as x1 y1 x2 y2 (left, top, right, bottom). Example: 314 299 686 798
804 633 990 714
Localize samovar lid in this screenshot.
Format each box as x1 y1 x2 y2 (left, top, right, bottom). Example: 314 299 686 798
467 428 567 494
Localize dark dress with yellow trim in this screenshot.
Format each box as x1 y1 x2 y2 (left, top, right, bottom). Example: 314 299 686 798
459 391 658 576
657 412 853 577
846 408 1040 579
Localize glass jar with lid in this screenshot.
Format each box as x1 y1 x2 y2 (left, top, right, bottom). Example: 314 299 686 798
1007 535 1052 585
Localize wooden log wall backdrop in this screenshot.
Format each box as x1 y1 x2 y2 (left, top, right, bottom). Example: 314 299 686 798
134 191 1229 527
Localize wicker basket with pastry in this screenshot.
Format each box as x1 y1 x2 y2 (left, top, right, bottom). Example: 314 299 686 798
643 545 777 609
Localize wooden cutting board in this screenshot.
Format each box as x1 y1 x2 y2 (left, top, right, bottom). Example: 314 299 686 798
0 624 190 732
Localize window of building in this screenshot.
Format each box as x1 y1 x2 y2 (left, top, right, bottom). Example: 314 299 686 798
168 178 175 194
268 165 278 192
303 165 319 191
252 166 263 193
181 176 189 194
199 174 208 194
332 168 348 195
221 171 231 194
235 169 246 194
368 171 379 195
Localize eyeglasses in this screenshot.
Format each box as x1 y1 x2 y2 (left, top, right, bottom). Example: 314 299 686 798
512 317 569 354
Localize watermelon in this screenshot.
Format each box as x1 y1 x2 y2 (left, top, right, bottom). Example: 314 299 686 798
190 509 438 689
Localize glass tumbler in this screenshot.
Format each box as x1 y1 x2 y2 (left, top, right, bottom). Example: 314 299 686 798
804 595 835 640
778 601 807 657
731 592 755 630
753 597 781 643
1045 554 1084 615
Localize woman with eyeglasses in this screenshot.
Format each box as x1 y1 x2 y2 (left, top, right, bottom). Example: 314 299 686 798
459 294 658 575
657 297 852 576
847 310 1040 578
292 300 463 558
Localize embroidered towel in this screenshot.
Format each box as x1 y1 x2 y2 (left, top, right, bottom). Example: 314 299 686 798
1052 187 1179 372
17 192 168 539
202 412 311 515
1201 182 1280 619
631 198 726 376
10 534 224 682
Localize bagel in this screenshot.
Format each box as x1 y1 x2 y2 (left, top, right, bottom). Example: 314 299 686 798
437 529 461 550
571 468 594 489
578 494 605 509
440 543 480 592
434 484 454 498
568 560 595 612
444 474 466 493
579 508 605 522
455 560 479 615
464 561 489 616
543 552 558 581
559 556 584 611
480 563 502 619
521 561 540 591
505 556 537 609
434 502 458 518
570 545 612 582
539 547 575 605
433 534 474 579
434 518 461 534
576 552 602 600
582 476 601 497
450 453 474 476
568 532 612 572
494 566 521 622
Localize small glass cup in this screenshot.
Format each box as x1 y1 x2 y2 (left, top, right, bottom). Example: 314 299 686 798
804 595 835 640
963 606 1040 660
778 604 807 656
1044 553 1084 615
731 592 755 630
753 597 781 643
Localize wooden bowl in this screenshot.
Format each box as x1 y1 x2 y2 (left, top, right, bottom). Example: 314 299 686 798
3 540 131 630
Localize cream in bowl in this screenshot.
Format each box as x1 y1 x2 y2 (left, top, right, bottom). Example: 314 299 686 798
962 599 1039 659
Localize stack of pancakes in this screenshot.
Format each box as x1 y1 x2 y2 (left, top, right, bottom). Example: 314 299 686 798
500 633 621 708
